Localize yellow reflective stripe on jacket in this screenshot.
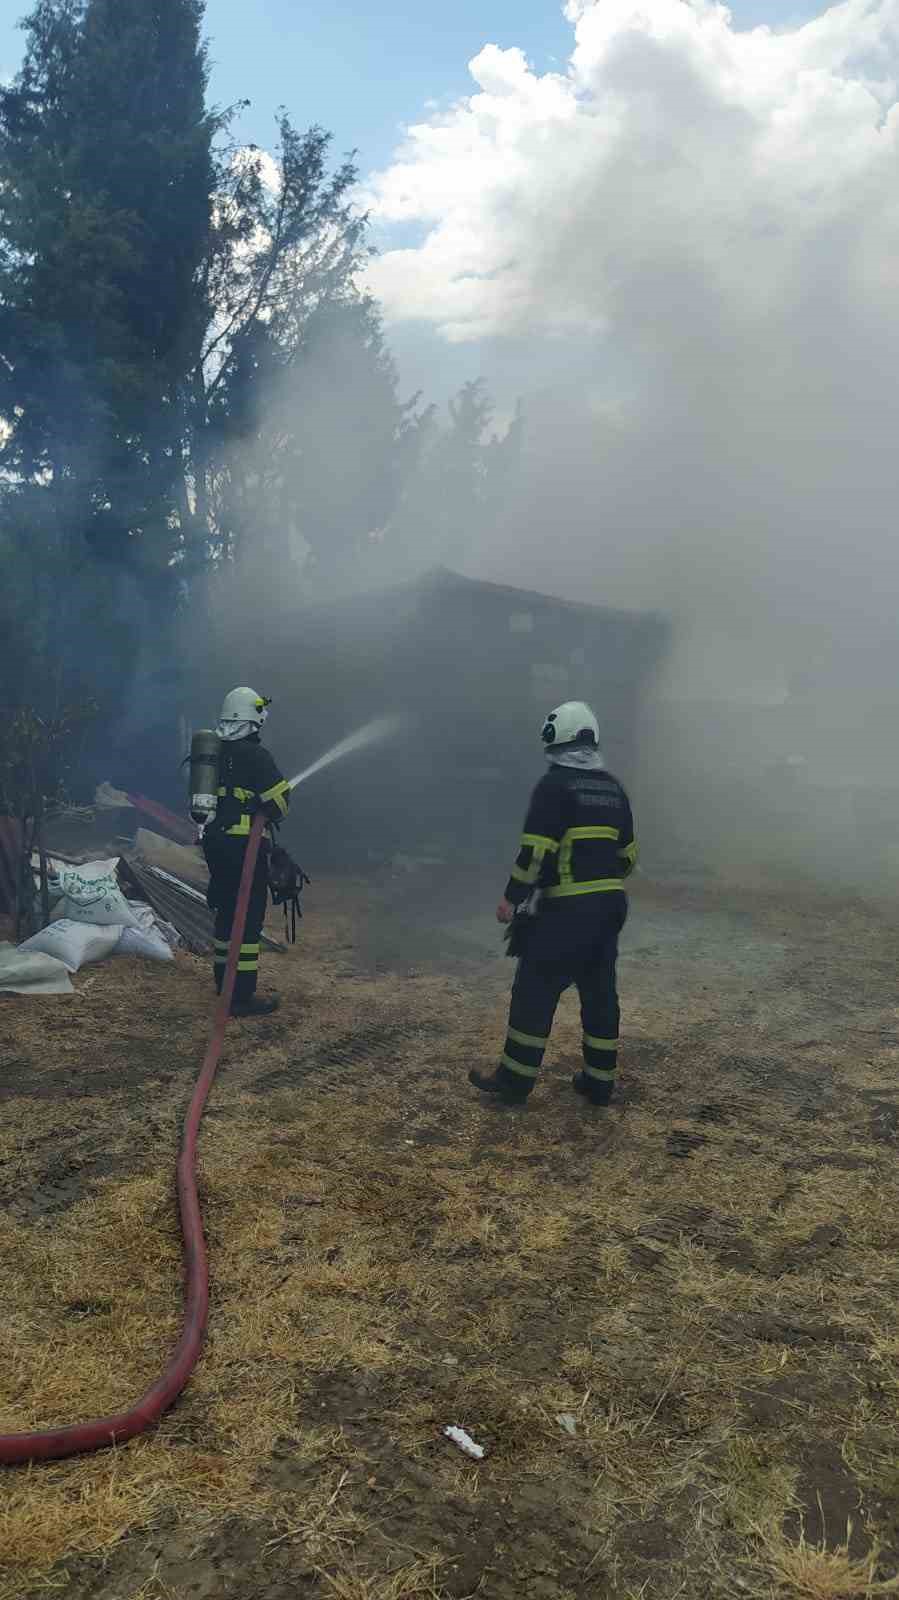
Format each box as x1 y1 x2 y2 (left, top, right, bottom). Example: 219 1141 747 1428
557 825 620 889
226 814 251 837
618 837 638 872
261 778 290 817
511 831 560 886
544 878 625 898
512 855 543 886
521 833 560 854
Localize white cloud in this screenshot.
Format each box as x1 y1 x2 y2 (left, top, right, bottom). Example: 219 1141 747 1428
361 0 899 700
364 0 899 345
230 144 281 193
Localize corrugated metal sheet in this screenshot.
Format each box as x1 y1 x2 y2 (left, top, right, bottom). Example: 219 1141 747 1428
0 817 23 918
119 856 212 954
119 856 284 958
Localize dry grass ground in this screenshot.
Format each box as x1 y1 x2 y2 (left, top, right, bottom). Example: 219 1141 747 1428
1 869 898 1600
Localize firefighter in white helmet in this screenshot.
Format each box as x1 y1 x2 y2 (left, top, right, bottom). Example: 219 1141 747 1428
469 700 638 1107
202 688 291 1017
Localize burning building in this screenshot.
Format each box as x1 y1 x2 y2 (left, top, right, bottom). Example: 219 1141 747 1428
201 568 669 871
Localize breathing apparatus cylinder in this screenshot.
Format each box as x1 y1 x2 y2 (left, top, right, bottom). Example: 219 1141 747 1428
188 730 221 826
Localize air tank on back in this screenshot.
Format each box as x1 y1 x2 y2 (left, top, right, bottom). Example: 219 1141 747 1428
188 729 221 827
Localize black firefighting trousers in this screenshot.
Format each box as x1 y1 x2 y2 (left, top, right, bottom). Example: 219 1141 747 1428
500 894 627 1102
203 832 270 1003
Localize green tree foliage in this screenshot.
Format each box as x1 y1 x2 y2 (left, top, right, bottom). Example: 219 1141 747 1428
0 0 524 788
184 117 404 578
0 0 216 527
0 0 217 718
211 293 426 593
382 380 524 577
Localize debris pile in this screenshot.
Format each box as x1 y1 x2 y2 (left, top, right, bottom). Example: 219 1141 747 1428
1 783 281 996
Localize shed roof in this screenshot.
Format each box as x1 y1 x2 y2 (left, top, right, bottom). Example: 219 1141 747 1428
405 567 667 630
302 567 668 638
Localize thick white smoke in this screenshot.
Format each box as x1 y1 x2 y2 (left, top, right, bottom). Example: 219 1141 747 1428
363 0 899 704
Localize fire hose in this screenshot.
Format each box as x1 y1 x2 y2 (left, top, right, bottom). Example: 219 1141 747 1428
0 812 267 1467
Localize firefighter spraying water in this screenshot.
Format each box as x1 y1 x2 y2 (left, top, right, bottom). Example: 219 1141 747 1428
188 706 409 1017
189 689 292 1017
188 710 409 821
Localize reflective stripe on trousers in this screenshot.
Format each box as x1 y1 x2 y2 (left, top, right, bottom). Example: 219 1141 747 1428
501 918 621 1087
204 834 270 1003
214 940 261 975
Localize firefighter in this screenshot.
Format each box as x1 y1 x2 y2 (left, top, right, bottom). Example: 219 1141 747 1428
469 701 637 1107
203 687 291 1017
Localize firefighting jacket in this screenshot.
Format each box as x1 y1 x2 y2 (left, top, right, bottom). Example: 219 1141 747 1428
504 764 637 906
208 734 291 840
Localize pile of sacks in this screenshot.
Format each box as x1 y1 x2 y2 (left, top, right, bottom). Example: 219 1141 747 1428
0 857 180 996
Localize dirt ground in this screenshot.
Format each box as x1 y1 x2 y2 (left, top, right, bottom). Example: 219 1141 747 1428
2 866 899 1600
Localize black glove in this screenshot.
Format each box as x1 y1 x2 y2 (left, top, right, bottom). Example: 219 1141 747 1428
504 909 536 959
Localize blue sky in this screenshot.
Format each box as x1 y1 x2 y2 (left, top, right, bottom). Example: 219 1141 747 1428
0 0 836 411
2 0 829 179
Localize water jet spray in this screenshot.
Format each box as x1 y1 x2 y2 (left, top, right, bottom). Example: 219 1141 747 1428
287 712 411 792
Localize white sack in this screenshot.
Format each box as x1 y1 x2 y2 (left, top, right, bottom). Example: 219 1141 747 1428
17 920 123 973
0 941 74 995
52 856 120 882
118 901 180 956
117 924 174 962
49 859 140 928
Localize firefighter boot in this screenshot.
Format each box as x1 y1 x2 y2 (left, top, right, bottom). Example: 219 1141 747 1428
573 1071 613 1107
468 1064 531 1106
231 993 281 1018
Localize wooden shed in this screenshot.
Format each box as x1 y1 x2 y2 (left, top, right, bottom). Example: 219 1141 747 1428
262 568 668 869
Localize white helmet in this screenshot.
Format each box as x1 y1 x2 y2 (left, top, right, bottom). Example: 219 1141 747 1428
217 686 271 742
541 700 600 750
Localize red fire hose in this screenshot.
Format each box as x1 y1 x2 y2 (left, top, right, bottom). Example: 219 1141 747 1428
0 813 267 1466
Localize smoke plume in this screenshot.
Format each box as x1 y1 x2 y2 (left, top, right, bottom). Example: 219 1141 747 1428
363 0 899 707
